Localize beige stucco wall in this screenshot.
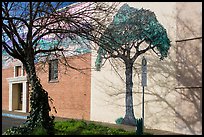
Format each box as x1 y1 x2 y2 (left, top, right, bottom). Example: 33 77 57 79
90 2 202 135
174 2 202 135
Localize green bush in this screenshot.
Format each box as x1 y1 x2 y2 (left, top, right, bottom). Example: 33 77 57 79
5 119 149 135
54 120 88 135
2 125 30 135
31 126 47 135
115 117 124 125
54 119 136 135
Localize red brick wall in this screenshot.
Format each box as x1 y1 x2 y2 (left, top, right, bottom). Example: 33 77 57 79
37 53 91 120
2 53 91 120
2 67 13 110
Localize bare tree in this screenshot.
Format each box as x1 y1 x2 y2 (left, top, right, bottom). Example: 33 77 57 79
2 2 118 135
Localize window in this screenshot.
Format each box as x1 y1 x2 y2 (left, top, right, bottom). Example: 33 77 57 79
49 59 58 82
16 66 21 77
14 66 22 77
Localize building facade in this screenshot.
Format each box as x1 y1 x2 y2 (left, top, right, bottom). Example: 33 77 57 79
2 53 91 120
2 2 202 135
90 2 202 135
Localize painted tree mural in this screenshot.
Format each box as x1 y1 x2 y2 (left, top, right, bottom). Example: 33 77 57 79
2 2 117 135
95 4 171 126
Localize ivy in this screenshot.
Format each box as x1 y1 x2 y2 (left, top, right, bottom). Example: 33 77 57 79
3 75 55 135
25 79 55 135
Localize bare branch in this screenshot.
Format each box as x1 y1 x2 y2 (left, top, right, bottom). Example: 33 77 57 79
34 47 64 55
176 36 202 42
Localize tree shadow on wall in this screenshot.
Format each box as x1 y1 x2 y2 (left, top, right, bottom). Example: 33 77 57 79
99 8 202 134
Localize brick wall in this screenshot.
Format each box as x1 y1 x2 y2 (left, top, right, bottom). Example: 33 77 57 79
2 53 91 120
37 53 91 120
2 67 13 110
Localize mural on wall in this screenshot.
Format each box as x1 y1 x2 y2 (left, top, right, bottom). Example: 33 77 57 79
95 3 171 70
33 34 91 62
94 3 171 126
2 2 91 69
2 35 91 69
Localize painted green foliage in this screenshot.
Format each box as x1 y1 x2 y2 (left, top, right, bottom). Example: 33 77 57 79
95 4 171 70
2 35 91 69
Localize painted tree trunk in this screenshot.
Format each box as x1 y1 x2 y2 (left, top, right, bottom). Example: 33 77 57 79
22 56 54 135
122 61 136 126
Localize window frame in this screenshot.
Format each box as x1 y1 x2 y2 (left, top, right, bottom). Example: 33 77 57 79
48 59 59 83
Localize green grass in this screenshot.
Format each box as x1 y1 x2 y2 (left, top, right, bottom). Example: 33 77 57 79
54 119 136 135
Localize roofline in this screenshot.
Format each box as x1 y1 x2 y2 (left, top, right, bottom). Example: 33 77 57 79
56 2 93 12
56 2 79 12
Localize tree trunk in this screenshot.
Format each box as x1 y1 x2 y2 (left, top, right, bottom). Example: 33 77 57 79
22 57 54 135
122 61 136 126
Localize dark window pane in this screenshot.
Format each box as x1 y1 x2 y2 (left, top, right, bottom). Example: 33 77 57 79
16 66 21 77
49 59 58 81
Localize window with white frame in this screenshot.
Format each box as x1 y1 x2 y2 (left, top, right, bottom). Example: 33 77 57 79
14 65 25 77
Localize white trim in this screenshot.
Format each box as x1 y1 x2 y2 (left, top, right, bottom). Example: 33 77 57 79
7 76 27 83
13 66 16 77
9 83 12 111
7 76 28 113
21 66 24 76
22 81 28 112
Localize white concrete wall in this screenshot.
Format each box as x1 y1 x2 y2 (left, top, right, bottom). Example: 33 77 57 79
90 0 176 129
90 2 202 135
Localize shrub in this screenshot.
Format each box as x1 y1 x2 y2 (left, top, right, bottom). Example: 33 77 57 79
2 125 30 135
54 120 88 135
31 126 47 135
54 119 136 135
115 117 124 125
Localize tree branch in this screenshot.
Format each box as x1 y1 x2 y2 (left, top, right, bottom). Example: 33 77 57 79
34 47 64 55
2 24 25 58
131 39 147 62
